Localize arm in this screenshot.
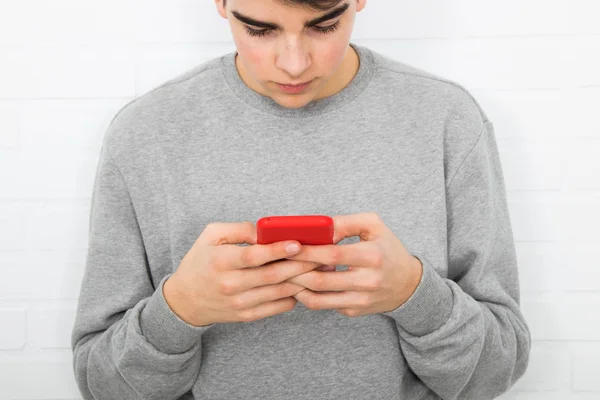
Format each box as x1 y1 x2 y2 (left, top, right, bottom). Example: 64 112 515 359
71 143 209 400
383 120 531 399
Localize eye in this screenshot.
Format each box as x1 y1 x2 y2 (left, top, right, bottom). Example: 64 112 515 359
313 20 341 34
244 26 271 37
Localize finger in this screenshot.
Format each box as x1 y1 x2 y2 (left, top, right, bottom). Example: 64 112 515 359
233 259 322 292
286 270 371 292
332 212 382 243
198 220 258 246
295 290 366 311
233 281 305 310
237 297 298 323
286 240 380 269
316 265 336 272
220 239 303 270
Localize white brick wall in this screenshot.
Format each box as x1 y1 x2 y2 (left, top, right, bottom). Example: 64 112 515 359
0 0 597 398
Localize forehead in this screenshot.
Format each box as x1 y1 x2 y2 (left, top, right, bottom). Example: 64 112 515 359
227 0 345 12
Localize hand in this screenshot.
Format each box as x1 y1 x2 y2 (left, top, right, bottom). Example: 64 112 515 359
163 221 323 326
284 212 423 317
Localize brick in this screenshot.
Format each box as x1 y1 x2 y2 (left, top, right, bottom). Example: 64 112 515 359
28 303 77 349
468 88 578 140
21 200 90 251
571 35 600 87
4 147 99 200
558 192 600 243
0 150 19 200
0 47 135 99
515 242 562 293
448 0 572 37
498 391 600 400
571 342 600 391
570 0 600 34
352 0 451 39
0 355 80 399
17 99 131 150
563 139 600 190
0 102 19 148
133 0 230 43
134 43 236 95
0 249 86 300
0 200 24 250
511 341 570 391
522 293 600 340
507 192 562 242
0 308 26 349
559 243 600 291
0 0 132 46
357 36 574 90
497 139 565 191
447 36 575 90
566 88 600 138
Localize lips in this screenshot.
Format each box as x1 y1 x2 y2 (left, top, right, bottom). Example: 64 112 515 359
276 79 313 94
280 81 312 87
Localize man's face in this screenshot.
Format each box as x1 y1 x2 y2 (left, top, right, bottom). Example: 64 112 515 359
217 0 366 109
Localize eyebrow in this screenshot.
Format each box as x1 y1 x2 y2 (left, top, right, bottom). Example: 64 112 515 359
231 2 350 30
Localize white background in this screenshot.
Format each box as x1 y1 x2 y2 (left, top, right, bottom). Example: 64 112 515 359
0 1 598 399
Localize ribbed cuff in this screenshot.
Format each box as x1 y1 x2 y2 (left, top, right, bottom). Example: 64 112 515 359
382 254 454 337
140 274 210 354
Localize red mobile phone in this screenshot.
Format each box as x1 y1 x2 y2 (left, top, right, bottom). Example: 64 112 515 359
256 215 334 245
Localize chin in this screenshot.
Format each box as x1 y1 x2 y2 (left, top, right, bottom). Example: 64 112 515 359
273 94 315 109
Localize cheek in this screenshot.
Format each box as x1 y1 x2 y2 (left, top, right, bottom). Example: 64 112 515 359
316 43 349 69
232 33 270 75
245 48 266 70
318 23 356 68
242 46 271 74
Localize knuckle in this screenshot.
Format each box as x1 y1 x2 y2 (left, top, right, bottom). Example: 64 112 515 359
274 284 288 298
328 247 342 265
209 252 225 269
238 309 257 323
368 212 382 223
304 261 318 272
240 248 255 266
279 282 296 297
344 308 360 317
357 295 371 307
305 297 319 311
261 266 281 284
364 275 382 291
230 296 246 310
312 273 326 291
369 251 384 268
204 222 218 234
283 299 297 312
218 279 236 295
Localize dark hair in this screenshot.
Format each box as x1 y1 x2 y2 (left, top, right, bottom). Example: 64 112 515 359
223 0 345 12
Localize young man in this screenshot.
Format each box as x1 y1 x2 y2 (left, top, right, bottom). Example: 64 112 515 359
71 0 531 399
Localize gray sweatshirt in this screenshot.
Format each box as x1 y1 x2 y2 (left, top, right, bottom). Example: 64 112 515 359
71 43 530 400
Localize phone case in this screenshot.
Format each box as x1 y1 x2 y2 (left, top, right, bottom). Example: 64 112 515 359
256 215 334 245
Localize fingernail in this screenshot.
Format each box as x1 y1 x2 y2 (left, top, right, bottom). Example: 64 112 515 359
286 242 300 254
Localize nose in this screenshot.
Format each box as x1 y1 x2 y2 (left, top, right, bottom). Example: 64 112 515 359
275 37 311 79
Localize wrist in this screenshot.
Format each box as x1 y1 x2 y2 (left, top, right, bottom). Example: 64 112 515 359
399 256 423 306
163 275 211 327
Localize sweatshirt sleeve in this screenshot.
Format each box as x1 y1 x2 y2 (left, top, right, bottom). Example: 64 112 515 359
71 142 210 400
383 120 531 399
